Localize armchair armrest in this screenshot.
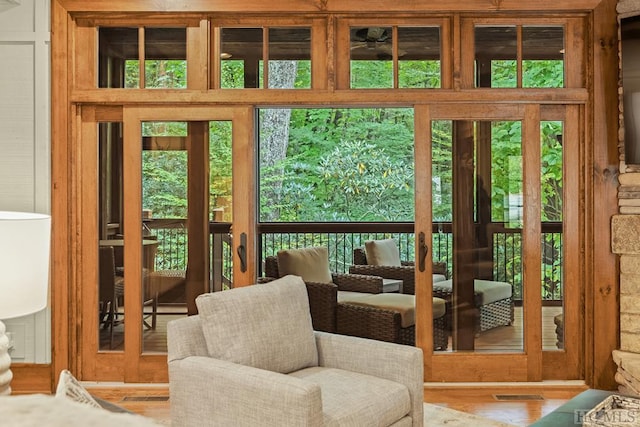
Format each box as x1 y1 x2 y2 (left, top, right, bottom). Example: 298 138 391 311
169 356 323 427
332 273 383 293
314 331 423 426
304 280 338 332
348 265 416 294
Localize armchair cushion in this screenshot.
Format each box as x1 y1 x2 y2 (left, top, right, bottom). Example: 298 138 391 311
195 275 318 374
365 239 402 266
289 366 411 426
277 246 333 284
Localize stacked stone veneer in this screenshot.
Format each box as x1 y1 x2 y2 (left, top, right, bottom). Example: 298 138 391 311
612 179 640 396
612 0 640 396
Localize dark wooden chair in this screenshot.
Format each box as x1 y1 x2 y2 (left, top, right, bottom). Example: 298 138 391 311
99 246 125 349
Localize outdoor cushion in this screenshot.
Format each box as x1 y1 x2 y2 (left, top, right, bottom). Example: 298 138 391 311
195 275 318 374
336 291 373 304
365 239 402 266
432 297 446 319
338 292 446 324
289 366 411 426
339 293 415 327
436 279 512 305
433 274 447 283
277 246 333 284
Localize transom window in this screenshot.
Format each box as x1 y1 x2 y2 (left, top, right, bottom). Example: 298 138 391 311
96 19 572 92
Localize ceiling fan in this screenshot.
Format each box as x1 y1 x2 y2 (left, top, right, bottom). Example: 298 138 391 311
350 27 406 59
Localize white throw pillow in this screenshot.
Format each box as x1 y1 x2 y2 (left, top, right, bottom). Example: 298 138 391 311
55 369 102 409
277 246 333 283
365 239 402 266
196 275 318 374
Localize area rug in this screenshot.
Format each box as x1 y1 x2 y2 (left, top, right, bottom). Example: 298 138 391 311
423 403 516 426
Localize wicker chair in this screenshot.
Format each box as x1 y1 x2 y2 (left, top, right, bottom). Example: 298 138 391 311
349 247 448 295
337 297 449 349
431 279 514 334
264 256 384 333
264 255 449 349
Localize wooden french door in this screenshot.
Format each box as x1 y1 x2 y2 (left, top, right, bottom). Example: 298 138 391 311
78 105 255 382
415 103 582 381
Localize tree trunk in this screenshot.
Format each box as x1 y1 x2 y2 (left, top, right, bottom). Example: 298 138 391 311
260 60 298 220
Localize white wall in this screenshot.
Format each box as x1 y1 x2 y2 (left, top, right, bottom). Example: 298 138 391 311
0 0 51 363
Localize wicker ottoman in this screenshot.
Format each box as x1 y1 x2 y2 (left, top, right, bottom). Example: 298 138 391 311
432 279 514 334
336 292 448 350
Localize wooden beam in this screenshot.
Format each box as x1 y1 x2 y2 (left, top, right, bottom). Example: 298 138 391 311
59 0 603 13
51 0 72 384
589 0 620 389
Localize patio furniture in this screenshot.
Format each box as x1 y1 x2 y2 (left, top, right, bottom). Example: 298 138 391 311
99 246 125 349
167 275 424 427
432 278 514 334
554 314 564 349
144 269 187 329
350 240 448 295
264 247 449 349
264 247 384 333
337 291 449 349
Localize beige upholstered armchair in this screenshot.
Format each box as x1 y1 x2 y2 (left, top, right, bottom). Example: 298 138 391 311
167 275 424 427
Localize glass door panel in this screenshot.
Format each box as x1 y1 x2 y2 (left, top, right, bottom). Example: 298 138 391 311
422 103 580 382
138 120 233 353
83 106 248 383
98 122 125 352
432 119 523 353
540 120 564 351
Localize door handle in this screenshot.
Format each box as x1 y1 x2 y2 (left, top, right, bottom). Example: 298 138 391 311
237 232 247 273
418 232 429 272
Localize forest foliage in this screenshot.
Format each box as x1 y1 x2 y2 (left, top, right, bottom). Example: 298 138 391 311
134 56 565 299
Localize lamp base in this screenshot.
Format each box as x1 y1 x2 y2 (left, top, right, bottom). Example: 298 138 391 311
0 320 14 395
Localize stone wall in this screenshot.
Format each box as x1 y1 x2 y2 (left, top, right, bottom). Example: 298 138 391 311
612 213 640 354
612 0 640 394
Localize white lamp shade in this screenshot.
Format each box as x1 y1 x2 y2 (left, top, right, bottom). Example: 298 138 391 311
0 211 51 319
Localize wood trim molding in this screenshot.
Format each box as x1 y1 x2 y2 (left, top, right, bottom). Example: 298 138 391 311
58 0 603 14
11 364 53 394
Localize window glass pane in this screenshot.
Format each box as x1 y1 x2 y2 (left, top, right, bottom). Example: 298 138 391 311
258 108 415 222
98 122 124 350
99 28 139 88
541 120 564 351
350 27 393 88
475 26 517 88
144 28 187 89
541 121 563 222
398 26 441 88
432 120 453 223
431 120 522 353
268 27 311 89
491 121 523 227
522 26 564 88
221 28 263 88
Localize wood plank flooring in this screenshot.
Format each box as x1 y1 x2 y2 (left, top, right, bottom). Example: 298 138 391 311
85 382 590 426
89 305 581 425
104 305 564 353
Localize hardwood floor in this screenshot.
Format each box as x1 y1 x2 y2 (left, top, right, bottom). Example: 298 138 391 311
85 382 589 426
104 305 563 353
88 304 582 425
